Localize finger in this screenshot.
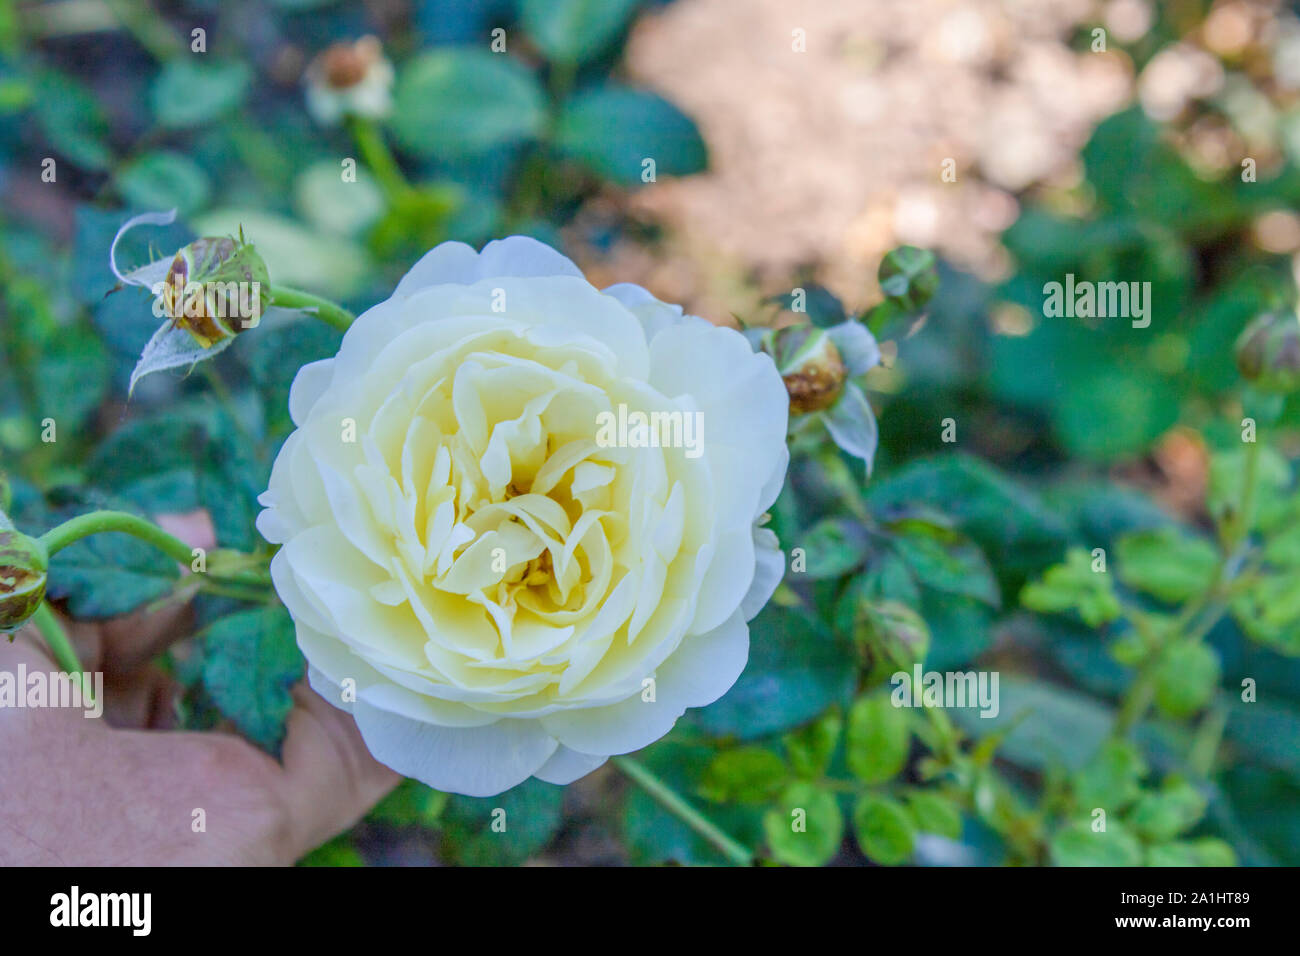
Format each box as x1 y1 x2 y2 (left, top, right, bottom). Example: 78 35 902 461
98 596 195 676
100 664 182 730
154 510 218 553
274 683 401 857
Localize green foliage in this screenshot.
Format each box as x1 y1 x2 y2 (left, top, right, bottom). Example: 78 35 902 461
702 747 788 804
1153 642 1220 718
116 151 213 216
904 790 963 840
88 402 265 551
1050 820 1143 867
763 782 843 867
555 86 708 184
520 0 641 65
39 492 181 619
392 49 545 159
852 794 916 865
845 693 911 784
1129 778 1207 842
367 780 450 828
439 779 564 866
1073 740 1147 812
1115 528 1218 604
151 60 251 129
887 518 999 607
1021 548 1120 627
692 605 856 740
201 606 302 754
782 709 842 779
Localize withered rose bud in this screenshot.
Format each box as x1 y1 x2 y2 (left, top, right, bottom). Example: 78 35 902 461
157 233 271 348
304 36 394 126
0 530 47 635
1235 309 1300 393
770 325 848 414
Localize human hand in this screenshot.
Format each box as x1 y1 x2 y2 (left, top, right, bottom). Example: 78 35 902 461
0 511 398 866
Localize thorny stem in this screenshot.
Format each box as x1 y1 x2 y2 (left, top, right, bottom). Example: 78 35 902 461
612 755 754 866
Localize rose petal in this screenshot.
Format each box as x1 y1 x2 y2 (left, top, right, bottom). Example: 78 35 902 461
353 701 558 797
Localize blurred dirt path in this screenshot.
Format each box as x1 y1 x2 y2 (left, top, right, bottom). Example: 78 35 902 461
593 0 1134 316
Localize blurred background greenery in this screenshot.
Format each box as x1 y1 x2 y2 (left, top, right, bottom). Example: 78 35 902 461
3 0 1300 865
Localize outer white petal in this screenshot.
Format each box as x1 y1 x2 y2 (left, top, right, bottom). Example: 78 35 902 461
352 700 559 797
692 524 756 634
394 235 583 298
533 746 609 785
254 506 291 545
541 610 748 755
307 664 353 713
756 442 790 515
741 526 784 620
601 282 696 343
288 358 335 427
648 320 788 525
654 608 749 710
392 241 481 297
475 236 584 282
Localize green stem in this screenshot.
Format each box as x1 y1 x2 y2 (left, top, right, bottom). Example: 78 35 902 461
41 510 196 565
1227 438 1261 552
196 579 275 604
270 286 356 333
1189 699 1229 778
1114 668 1158 736
612 755 754 866
102 0 184 60
38 511 268 587
32 602 94 702
1113 435 1261 738
345 115 410 201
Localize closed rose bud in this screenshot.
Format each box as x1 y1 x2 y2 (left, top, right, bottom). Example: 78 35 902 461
1235 309 1300 393
771 326 847 414
0 531 47 635
860 600 930 670
159 233 270 348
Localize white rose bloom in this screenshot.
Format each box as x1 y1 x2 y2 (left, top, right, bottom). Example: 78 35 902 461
257 238 789 796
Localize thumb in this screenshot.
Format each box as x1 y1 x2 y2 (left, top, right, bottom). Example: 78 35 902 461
274 683 401 858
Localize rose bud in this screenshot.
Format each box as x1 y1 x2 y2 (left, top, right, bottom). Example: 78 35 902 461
771 325 848 414
0 530 48 635
304 35 395 126
158 233 271 348
858 600 931 671
872 601 931 668
1235 309 1300 393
